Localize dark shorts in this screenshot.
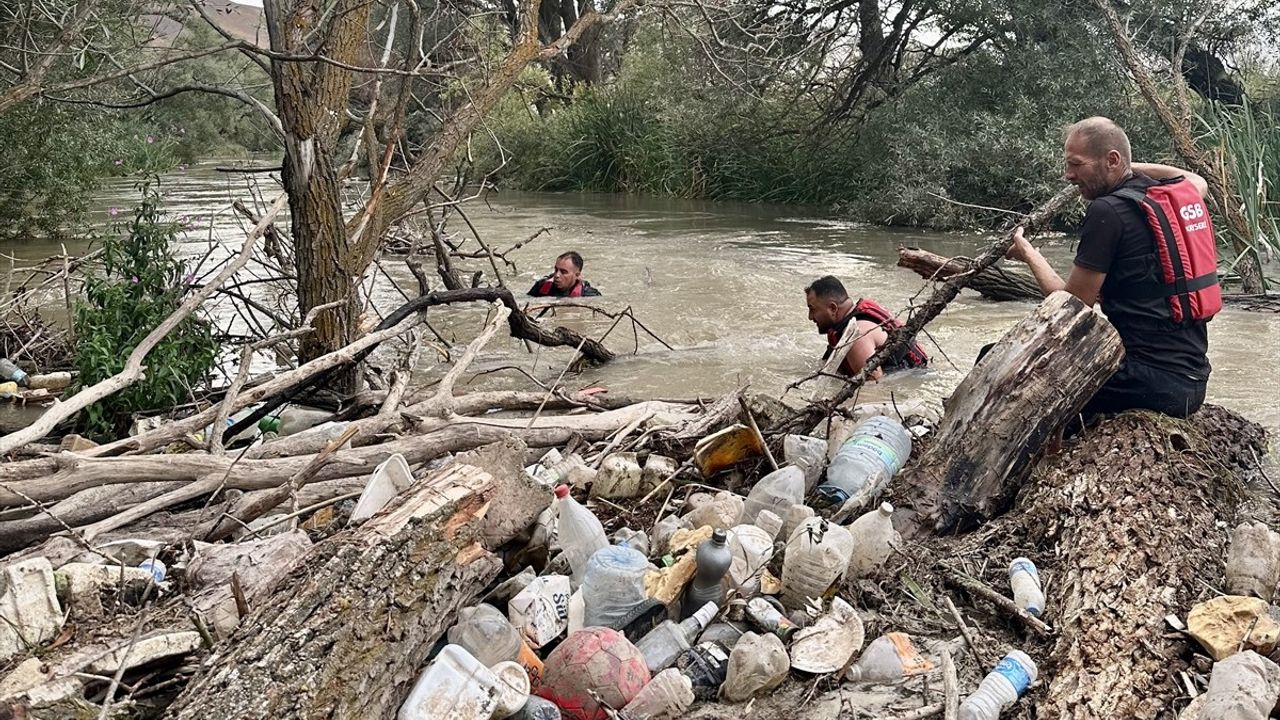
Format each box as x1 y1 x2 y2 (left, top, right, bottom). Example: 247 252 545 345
1082 360 1207 419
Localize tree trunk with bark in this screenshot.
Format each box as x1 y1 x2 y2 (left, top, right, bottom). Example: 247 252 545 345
902 291 1125 532
897 247 1041 302
166 462 503 720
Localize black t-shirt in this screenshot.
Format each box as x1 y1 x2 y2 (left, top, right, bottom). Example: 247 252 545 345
1073 174 1210 379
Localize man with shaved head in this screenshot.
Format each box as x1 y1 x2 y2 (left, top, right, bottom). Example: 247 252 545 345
1005 116 1222 418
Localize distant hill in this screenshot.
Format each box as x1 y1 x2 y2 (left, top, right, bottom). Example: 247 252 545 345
150 0 267 47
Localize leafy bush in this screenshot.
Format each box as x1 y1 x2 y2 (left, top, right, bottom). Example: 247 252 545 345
73 186 218 439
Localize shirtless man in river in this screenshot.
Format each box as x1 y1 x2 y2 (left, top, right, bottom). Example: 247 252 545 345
804 276 929 378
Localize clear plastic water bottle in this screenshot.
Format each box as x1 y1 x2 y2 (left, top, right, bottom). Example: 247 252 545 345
1008 558 1045 617
447 604 544 682
780 517 853 610
814 416 912 509
682 529 731 618
847 502 899 580
846 632 932 682
0 359 29 387
740 466 805 527
635 601 718 673
553 484 608 587
783 435 828 492
581 544 650 629
958 651 1038 720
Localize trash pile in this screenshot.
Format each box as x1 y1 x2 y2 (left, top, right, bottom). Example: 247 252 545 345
0 389 1273 719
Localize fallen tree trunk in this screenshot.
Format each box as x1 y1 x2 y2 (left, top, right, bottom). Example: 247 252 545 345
897 247 1040 301
1021 406 1261 718
901 291 1125 532
167 461 503 720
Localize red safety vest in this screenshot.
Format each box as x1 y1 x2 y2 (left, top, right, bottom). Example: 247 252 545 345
1112 178 1222 324
537 279 584 298
825 299 929 369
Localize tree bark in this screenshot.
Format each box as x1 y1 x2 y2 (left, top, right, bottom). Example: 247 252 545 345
166 462 502 720
897 247 1041 302
902 291 1125 532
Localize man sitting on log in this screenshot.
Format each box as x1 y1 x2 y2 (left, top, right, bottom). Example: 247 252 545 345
528 251 602 298
1006 116 1222 418
804 275 929 379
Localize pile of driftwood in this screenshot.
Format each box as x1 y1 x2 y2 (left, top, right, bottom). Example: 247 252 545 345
0 188 1273 719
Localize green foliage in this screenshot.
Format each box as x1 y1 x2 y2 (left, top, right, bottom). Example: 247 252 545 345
1204 100 1280 284
73 186 218 439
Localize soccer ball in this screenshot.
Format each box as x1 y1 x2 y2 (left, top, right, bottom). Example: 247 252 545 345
536 627 651 720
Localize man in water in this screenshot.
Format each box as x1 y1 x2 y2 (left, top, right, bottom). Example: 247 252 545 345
528 251 602 298
1005 116 1220 417
804 276 929 379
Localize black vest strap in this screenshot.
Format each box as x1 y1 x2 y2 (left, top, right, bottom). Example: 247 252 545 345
1113 187 1195 321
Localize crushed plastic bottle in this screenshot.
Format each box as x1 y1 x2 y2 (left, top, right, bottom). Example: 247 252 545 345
744 597 798 641
614 527 651 555
593 452 643 499
740 466 805 527
726 524 775 596
642 454 679 494
721 631 790 702
622 668 695 720
581 545 651 629
782 503 815 543
847 502 899 580
0 358 29 387
754 509 784 541
958 651 1038 720
635 601 718 673
684 491 744 531
448 604 545 683
814 416 912 511
846 632 932 682
1008 558 1045 617
700 621 746 650
1225 522 1280 602
784 435 828 492
781 517 854 610
553 485 608 587
682 529 731 618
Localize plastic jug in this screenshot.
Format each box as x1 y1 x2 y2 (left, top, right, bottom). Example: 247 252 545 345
784 435 828 492
581 545 650 629
782 503 815 543
1009 558 1045 617
553 485 608 587
721 631 790 702
509 574 571 649
622 668 695 720
958 651 1038 720
593 452 643 500
846 632 933 682
682 529 731 618
781 517 854 609
726 524 775 596
814 416 912 509
398 644 512 720
740 466 804 527
1225 522 1280 601
847 502 899 579
635 601 718 673
448 604 545 682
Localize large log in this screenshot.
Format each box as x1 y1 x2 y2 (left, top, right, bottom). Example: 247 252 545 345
897 246 1041 301
903 291 1125 532
166 461 503 720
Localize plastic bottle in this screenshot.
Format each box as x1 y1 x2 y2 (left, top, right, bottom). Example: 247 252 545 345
622 667 695 720
744 597 798 641
0 359 29 387
398 644 511 720
814 416 912 509
593 452 643 499
1225 522 1280 602
448 604 545 682
1008 558 1045 617
552 484 608 587
782 503 815 543
847 502 899 579
635 601 718 673
846 632 933 682
685 491 744 531
139 559 166 583
739 466 805 527
258 405 333 437
726 524 775 596
784 435 828 492
581 544 651 629
754 509 784 541
614 528 650 556
780 517 854 610
958 651 1038 720
721 631 790 702
682 529 731 618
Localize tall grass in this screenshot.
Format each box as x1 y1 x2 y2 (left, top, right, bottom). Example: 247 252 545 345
1203 100 1280 287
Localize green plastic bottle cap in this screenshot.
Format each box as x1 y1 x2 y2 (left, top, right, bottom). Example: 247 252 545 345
258 416 280 433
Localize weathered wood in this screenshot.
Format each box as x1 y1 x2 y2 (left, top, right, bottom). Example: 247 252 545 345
897 247 1041 302
167 462 503 720
904 291 1125 532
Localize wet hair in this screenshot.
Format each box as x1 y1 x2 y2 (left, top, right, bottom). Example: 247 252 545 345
557 251 584 271
805 275 849 302
1066 116 1132 164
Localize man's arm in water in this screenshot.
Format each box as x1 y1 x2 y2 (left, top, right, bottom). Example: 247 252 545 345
1007 227 1105 307
840 321 885 381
